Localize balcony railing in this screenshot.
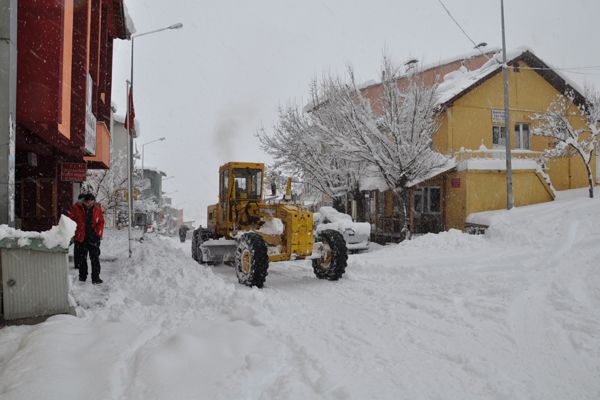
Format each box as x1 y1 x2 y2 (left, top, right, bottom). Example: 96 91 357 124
454 148 543 162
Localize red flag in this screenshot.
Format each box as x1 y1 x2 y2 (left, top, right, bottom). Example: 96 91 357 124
125 87 135 131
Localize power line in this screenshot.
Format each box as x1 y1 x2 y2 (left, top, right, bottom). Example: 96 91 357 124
436 0 489 59
435 0 600 77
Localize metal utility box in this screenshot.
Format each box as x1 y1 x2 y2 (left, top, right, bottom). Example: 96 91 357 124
0 238 70 321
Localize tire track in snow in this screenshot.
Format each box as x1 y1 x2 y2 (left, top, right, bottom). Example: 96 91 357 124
506 220 591 397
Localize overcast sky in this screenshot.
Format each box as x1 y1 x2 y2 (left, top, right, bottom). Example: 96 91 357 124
111 0 600 224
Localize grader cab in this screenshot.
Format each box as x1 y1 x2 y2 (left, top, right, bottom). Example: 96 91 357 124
191 162 348 287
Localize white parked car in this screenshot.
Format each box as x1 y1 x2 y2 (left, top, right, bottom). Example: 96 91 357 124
313 207 371 253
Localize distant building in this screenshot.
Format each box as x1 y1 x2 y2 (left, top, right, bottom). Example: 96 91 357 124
141 167 166 205
160 203 184 235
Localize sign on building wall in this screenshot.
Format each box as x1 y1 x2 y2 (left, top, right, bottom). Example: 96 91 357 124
491 109 506 124
61 163 87 182
85 74 97 156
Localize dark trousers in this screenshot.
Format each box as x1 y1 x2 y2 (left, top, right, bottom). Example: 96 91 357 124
74 240 101 281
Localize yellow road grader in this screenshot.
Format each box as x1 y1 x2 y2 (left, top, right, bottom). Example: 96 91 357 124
191 162 348 287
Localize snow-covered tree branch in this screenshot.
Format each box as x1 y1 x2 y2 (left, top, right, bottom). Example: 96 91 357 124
531 90 600 198
83 149 129 214
258 103 363 210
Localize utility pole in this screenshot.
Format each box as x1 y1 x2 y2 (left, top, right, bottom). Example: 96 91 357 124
501 0 514 209
126 80 133 257
0 0 16 226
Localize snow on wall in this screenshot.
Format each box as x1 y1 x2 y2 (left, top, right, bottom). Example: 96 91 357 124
457 157 539 171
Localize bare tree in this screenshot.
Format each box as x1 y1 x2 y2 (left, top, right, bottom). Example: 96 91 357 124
83 149 129 225
531 90 600 198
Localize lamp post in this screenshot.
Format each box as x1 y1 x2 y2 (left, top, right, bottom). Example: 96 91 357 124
141 136 166 188
126 22 183 257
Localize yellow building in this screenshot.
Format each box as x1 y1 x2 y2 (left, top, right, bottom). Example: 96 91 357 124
356 48 595 238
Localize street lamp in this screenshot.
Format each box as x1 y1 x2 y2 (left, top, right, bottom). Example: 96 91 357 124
141 136 166 184
126 22 183 257
500 0 514 209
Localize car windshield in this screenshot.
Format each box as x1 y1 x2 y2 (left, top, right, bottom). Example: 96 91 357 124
233 168 262 199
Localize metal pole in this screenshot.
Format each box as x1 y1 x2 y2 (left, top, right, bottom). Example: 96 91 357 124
501 0 514 209
0 0 17 227
127 36 135 257
126 81 132 257
141 144 144 191
125 23 181 254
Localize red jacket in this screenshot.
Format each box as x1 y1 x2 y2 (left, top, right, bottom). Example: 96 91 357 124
68 203 105 242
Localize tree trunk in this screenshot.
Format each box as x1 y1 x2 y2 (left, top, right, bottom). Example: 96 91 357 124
396 189 411 241
401 189 411 240
585 162 594 198
352 187 364 221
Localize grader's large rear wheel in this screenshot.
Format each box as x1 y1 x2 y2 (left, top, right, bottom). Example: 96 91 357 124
235 233 269 288
312 229 348 281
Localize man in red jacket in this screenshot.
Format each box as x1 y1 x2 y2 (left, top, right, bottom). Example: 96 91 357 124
68 193 105 284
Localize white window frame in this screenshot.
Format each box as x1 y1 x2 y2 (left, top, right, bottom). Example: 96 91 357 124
515 123 530 150
492 125 507 148
413 186 441 215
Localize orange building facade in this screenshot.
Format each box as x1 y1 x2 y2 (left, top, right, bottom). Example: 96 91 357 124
15 0 130 231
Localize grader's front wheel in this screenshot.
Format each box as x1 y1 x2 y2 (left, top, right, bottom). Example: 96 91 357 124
235 233 269 288
312 229 348 281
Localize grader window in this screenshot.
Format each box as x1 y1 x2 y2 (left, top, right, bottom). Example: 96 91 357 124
233 168 262 199
221 170 229 200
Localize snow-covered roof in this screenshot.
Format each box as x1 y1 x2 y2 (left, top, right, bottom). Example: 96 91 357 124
358 158 456 192
113 114 141 137
307 47 587 115
435 47 587 107
122 2 136 36
406 159 457 187
143 167 167 176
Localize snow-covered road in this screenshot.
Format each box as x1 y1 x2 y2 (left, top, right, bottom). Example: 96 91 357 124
1 189 599 399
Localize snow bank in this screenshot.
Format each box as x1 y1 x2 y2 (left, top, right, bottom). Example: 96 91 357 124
0 215 76 249
471 188 599 249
